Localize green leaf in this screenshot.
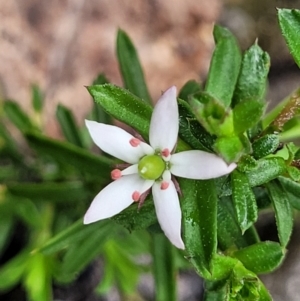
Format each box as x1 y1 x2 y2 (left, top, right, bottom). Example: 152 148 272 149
232 241 284 274
25 131 113 178
101 239 142 294
0 123 22 163
233 43 270 106
24 252 52 301
278 176 300 210
0 250 29 291
11 197 42 228
3 100 37 133
217 197 259 251
7 181 88 204
113 197 157 231
205 25 242 108
189 91 236 137
31 84 44 112
252 134 280 159
88 84 152 139
231 170 258 232
152 234 177 301
87 84 189 152
181 179 217 277
116 29 151 103
178 80 202 101
246 157 286 187
55 221 112 283
56 104 84 148
233 100 265 134
214 135 245 163
203 279 229 301
40 219 111 255
210 254 239 281
278 8 300 68
0 214 14 256
178 99 215 151
205 258 273 300
266 180 294 247
90 73 112 124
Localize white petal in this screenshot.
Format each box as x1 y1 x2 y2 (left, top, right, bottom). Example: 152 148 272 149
85 120 148 164
84 174 150 224
121 164 138 176
170 150 237 179
152 182 185 249
149 86 179 152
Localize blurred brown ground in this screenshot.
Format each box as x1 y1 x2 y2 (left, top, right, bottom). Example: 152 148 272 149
0 0 220 137
1 1 300 300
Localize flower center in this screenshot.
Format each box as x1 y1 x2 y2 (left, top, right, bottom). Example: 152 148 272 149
138 155 166 180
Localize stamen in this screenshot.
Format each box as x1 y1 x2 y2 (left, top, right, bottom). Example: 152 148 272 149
129 138 141 147
160 181 169 190
111 169 122 180
138 189 151 210
172 176 182 196
161 148 170 157
132 191 140 202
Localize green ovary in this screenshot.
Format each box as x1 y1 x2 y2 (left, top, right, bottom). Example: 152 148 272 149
138 155 166 180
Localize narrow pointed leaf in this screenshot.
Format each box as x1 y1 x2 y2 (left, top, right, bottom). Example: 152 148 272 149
7 182 88 203
278 8 300 68
91 73 111 124
233 43 270 106
181 179 217 276
31 84 44 112
56 104 84 148
152 234 177 301
246 157 286 187
40 219 111 255
278 176 300 210
252 134 280 159
56 221 112 283
112 196 157 231
25 132 113 178
3 100 37 133
178 99 215 151
0 214 14 256
205 25 241 107
233 99 265 134
24 252 52 301
266 180 293 247
88 84 152 138
217 197 259 251
231 170 258 232
0 250 29 291
232 241 284 274
117 29 151 103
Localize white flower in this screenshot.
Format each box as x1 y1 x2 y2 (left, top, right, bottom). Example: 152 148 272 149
84 86 236 249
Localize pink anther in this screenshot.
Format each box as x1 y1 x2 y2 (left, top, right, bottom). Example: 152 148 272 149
160 181 169 190
161 148 170 157
132 191 140 202
129 138 141 147
111 169 122 180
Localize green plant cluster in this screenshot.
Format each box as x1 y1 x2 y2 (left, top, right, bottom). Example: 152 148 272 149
0 8 300 301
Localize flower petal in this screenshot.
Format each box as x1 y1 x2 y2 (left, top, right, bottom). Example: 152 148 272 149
85 120 150 164
84 174 151 224
149 86 179 152
152 181 185 249
170 150 237 179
